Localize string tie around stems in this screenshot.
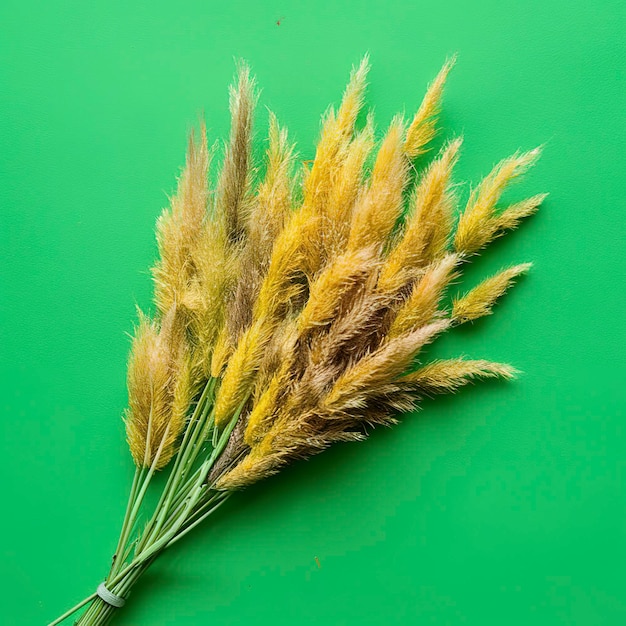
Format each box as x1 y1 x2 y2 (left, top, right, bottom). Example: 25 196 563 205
96 582 126 608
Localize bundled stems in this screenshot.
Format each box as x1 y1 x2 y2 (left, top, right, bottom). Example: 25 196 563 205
49 379 231 626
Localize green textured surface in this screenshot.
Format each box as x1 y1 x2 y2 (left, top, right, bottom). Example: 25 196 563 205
1 1 624 624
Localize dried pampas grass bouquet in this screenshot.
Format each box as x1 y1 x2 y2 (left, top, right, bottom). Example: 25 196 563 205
49 56 544 625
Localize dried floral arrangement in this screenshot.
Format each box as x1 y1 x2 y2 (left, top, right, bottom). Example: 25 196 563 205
48 56 544 625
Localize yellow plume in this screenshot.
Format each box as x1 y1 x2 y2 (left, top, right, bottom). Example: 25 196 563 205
348 117 408 251
403 358 518 392
452 263 532 323
389 253 459 337
379 138 461 292
404 56 456 158
454 148 542 254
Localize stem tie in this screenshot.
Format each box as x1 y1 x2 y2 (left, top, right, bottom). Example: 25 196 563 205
96 582 126 608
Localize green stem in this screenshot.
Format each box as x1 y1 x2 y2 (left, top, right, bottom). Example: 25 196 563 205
47 380 245 626
106 425 169 584
46 592 98 626
108 465 141 578
136 380 216 553
168 492 230 547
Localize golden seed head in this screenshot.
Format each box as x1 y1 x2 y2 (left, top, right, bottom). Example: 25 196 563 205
403 358 518 393
404 56 456 158
125 308 192 470
454 148 542 254
452 263 532 323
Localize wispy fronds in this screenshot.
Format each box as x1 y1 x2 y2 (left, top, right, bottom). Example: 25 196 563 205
153 125 211 317
388 253 459 337
215 62 258 244
52 57 545 625
125 308 189 469
454 148 542 254
379 138 461 292
348 117 409 251
452 263 532 323
404 56 456 158
132 59 543 489
121 57 542 506
403 358 518 393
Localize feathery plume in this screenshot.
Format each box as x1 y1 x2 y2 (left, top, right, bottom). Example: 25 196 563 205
495 193 547 232
454 148 542 254
388 253 459 337
189 222 235 378
125 308 189 470
404 56 455 158
297 247 379 334
403 358 518 393
379 138 461 292
213 319 270 427
452 263 532 323
215 62 257 244
348 117 408 252
152 125 211 317
335 55 370 138
244 373 284 447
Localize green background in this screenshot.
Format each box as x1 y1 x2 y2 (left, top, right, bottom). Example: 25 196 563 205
1 1 624 624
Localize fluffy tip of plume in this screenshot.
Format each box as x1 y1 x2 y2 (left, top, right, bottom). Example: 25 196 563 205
333 54 370 136
454 147 543 254
404 55 456 158
404 358 519 394
452 263 532 323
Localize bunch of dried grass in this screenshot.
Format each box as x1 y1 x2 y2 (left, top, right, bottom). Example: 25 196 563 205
50 57 544 626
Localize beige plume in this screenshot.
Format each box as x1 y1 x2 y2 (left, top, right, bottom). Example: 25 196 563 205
215 62 258 244
125 308 190 470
